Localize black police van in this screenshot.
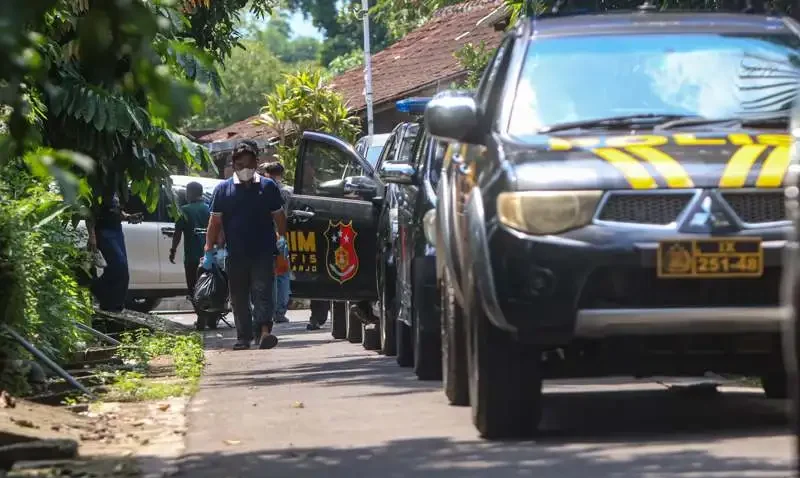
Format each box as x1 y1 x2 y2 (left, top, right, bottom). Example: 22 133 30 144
285 99 445 380
425 10 799 439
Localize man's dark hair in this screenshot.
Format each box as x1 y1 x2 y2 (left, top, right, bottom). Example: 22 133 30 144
232 140 259 162
186 181 203 201
265 161 285 177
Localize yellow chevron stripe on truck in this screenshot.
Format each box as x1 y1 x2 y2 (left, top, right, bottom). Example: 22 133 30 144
592 148 658 189
755 145 791 188
625 146 694 188
718 144 768 188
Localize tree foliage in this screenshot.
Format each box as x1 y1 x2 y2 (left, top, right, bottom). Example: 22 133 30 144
453 41 496 89
327 49 365 76
0 0 276 393
183 40 285 130
184 10 323 130
257 69 361 181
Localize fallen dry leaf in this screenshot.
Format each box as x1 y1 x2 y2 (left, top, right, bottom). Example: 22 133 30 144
291 401 304 409
224 439 241 446
157 403 171 411
0 391 16 408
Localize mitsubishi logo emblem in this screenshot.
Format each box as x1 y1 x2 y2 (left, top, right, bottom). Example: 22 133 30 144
687 195 732 230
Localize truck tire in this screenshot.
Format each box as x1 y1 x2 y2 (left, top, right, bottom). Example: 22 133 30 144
412 260 441 381
379 262 397 356
345 302 362 343
396 320 414 367
363 323 381 351
761 371 789 399
331 301 347 339
467 283 543 439
442 270 468 406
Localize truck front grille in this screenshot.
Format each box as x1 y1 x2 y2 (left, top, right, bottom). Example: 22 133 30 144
596 193 694 225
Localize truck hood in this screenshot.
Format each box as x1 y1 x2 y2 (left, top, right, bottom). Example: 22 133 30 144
506 131 791 191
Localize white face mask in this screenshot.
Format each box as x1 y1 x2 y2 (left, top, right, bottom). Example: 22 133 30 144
235 168 255 182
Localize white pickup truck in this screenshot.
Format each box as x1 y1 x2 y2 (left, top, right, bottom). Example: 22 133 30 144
81 175 222 312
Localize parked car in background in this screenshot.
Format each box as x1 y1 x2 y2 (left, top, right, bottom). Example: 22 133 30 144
79 175 222 312
355 133 391 167
379 107 448 380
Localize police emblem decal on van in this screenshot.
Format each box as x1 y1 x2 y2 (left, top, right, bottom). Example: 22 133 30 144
324 220 359 284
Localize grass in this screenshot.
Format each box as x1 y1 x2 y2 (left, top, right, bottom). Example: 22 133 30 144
104 329 205 402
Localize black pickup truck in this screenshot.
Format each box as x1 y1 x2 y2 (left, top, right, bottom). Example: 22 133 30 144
426 10 797 439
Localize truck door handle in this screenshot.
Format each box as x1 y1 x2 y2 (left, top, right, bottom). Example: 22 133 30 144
160 227 175 237
290 210 315 224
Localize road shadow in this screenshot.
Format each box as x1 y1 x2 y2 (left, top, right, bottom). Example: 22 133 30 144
200 320 324 351
173 435 791 477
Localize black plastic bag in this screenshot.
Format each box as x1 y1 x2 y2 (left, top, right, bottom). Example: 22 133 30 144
193 265 229 314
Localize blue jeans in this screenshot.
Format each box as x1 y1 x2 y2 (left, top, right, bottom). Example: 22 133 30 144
92 226 129 312
273 273 291 320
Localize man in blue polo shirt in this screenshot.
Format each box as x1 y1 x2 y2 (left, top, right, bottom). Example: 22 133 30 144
203 140 287 350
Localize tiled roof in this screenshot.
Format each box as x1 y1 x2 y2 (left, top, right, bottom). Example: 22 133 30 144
329 0 503 112
199 116 286 143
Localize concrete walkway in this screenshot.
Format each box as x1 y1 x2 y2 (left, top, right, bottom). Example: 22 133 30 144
177 311 793 478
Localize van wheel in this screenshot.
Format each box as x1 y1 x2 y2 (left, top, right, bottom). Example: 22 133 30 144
363 323 381 351
396 320 414 367
379 263 397 356
345 302 362 343
467 283 543 439
412 260 441 381
442 270 468 406
331 301 346 339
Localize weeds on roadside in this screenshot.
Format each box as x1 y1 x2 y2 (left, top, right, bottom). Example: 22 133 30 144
107 329 204 401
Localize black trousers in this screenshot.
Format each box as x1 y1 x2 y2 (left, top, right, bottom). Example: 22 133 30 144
310 300 329 325
228 253 274 342
184 258 200 298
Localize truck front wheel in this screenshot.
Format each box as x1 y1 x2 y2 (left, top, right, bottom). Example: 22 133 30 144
442 270 468 406
467 284 543 439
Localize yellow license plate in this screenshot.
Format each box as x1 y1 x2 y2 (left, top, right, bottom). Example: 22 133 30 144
656 238 763 278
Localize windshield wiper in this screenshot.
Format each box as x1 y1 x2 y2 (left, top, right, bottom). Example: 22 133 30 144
656 112 790 130
540 114 700 133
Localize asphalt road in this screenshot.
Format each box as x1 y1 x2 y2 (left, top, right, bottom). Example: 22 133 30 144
174 310 794 478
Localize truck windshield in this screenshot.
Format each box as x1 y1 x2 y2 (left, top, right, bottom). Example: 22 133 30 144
508 33 800 136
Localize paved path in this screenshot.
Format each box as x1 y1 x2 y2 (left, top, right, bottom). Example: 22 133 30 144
177 310 793 478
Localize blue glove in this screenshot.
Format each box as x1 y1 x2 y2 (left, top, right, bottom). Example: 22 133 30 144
201 251 215 271
276 236 287 253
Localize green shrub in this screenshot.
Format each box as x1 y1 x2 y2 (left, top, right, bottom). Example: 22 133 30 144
0 165 93 394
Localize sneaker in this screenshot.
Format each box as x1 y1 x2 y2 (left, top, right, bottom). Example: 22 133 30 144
306 322 321 331
274 316 289 324
233 341 250 351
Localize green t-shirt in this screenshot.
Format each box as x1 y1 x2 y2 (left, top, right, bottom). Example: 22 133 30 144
175 200 211 264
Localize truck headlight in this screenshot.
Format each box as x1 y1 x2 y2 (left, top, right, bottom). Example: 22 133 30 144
496 190 603 235
422 208 437 245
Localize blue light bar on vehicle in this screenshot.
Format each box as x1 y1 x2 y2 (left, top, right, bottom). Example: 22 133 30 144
395 97 432 114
